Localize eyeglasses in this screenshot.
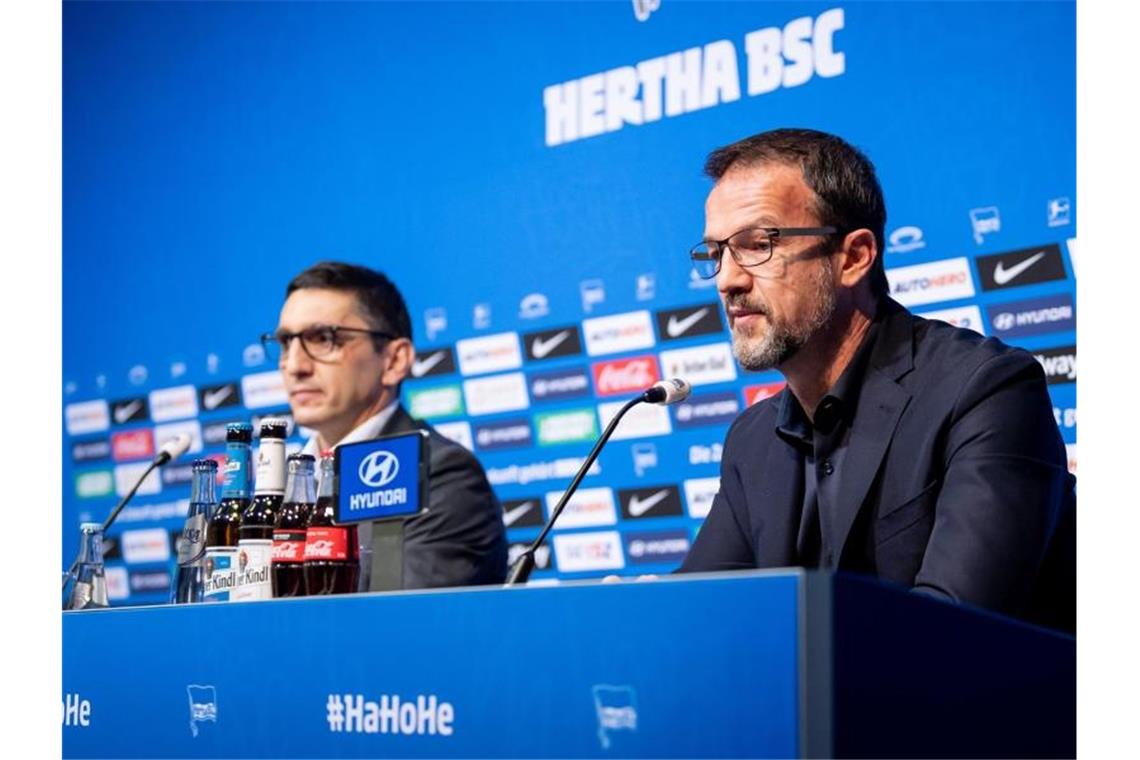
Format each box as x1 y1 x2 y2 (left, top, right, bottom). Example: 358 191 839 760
260 325 396 363
689 226 838 279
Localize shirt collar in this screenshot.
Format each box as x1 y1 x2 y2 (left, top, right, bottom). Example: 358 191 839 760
301 399 400 457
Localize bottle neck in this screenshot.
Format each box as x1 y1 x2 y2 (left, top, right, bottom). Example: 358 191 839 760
284 462 316 504
76 529 104 567
222 440 252 499
317 458 336 500
190 467 217 505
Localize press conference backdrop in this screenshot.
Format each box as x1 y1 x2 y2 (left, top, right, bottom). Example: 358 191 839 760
63 1 1076 606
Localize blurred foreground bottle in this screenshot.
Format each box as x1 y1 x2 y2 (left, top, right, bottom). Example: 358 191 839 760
64 523 108 610
172 459 218 604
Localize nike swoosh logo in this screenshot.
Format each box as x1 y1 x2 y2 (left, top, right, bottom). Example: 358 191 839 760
203 386 234 410
993 251 1046 285
628 490 670 517
412 351 447 377
503 502 536 527
113 400 143 424
666 308 710 337
531 331 570 359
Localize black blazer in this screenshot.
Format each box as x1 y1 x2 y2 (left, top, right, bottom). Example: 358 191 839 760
373 406 508 588
680 300 1075 632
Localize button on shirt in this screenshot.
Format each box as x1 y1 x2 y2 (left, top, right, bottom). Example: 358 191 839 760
775 322 880 569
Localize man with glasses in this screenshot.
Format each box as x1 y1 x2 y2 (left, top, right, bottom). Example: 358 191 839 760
677 128 1075 632
266 261 507 588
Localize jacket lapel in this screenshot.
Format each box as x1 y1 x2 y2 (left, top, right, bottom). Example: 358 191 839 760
752 392 807 567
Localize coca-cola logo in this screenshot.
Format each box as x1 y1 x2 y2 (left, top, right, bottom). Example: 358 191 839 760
304 539 336 559
591 355 660 396
272 540 304 562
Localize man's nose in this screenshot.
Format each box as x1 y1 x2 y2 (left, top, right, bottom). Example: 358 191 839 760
716 249 752 295
281 337 312 375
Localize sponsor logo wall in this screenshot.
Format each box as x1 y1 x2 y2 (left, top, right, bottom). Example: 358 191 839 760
62 1 1075 601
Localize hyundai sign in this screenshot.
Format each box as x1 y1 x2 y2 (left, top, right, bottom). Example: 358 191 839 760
335 431 429 524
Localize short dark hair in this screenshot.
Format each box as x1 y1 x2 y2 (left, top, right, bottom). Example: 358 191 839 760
704 128 888 298
286 261 413 346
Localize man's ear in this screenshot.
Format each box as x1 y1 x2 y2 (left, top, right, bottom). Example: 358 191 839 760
836 228 878 289
381 338 415 386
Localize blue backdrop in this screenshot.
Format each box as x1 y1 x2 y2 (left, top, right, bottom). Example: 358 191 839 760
63 1 1076 605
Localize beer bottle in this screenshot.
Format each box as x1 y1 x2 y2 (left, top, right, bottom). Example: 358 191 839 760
304 451 359 595
204 423 251 602
233 418 286 601
273 453 315 597
172 459 217 604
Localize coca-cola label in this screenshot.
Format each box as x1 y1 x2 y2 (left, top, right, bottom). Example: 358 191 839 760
203 548 237 602
231 539 273 600
304 527 350 561
272 530 307 564
591 355 660 397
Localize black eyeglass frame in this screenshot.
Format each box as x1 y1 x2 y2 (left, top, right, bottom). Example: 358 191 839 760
689 226 839 279
260 325 398 363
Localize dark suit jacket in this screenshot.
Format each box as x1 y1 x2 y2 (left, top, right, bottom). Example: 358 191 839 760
372 406 507 588
680 299 1076 632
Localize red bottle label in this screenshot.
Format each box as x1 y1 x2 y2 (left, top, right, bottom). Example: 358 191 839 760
272 529 307 563
304 526 349 561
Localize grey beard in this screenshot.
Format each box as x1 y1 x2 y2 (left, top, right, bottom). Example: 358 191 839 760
730 261 837 371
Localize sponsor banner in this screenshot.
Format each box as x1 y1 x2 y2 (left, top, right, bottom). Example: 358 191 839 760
976 244 1067 291
673 391 741 428
148 384 199 422
432 421 474 452
529 366 592 401
524 325 584 362
198 381 241 412
155 420 204 455
544 487 617 529
1033 345 1076 385
104 566 129 601
592 354 660 397
463 373 530 416
75 469 114 499
202 419 241 446
886 225 926 254
240 371 288 410
474 418 534 451
917 305 987 336
655 303 724 341
508 542 552 570
535 408 597 446
162 462 196 487
486 456 600 487
337 435 423 523
406 384 465 419
72 438 111 464
887 257 975 307
598 400 672 440
114 462 162 498
411 347 458 379
618 485 684 519
502 498 545 529
65 400 110 436
987 293 1075 338
659 342 737 386
129 570 171 593
113 498 190 524
552 531 625 572
744 381 786 407
111 429 155 463
631 442 658 477
456 332 523 376
121 527 172 564
689 442 723 465
582 310 655 356
110 396 149 426
624 529 691 565
683 477 721 518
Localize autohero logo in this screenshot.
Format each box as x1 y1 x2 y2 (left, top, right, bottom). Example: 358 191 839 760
887 257 976 307
744 381 787 407
411 347 457 378
525 325 584 361
625 530 691 564
917 305 987 336
66 399 110 436
325 693 455 737
457 332 523 376
406 384 464 419
592 355 660 396
545 487 617 529
502 498 545 528
474 418 533 451
122 527 171 563
509 542 552 569
659 342 737 386
619 485 683 519
553 531 625 572
72 438 111 464
463 372 529 416
583 311 655 356
111 396 149 425
543 8 845 147
1034 345 1077 384
673 391 740 428
655 303 724 341
148 385 199 422
683 477 720 518
530 367 591 401
240 371 288 409
987 294 1075 338
535 408 598 446
976 244 1067 291
359 451 399 488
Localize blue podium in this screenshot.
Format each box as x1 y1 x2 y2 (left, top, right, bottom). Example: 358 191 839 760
62 570 1074 758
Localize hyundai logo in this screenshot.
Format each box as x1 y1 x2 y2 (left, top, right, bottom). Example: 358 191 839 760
993 312 1015 331
358 451 399 488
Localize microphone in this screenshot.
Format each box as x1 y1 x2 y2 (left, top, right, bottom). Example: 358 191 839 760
504 378 690 586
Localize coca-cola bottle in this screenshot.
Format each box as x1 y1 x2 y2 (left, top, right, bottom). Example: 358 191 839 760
304 451 359 595
233 418 286 601
273 454 315 597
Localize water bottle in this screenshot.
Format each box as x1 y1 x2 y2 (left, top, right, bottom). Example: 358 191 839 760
172 459 218 604
64 523 109 610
